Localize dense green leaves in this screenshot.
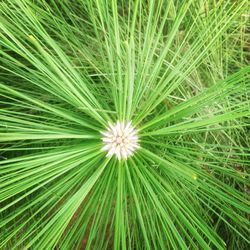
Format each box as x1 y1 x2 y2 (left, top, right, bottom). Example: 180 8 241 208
0 0 249 249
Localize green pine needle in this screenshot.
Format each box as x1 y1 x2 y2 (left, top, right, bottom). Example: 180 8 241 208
0 0 249 249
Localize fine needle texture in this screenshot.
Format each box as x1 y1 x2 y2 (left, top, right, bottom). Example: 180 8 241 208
0 1 249 249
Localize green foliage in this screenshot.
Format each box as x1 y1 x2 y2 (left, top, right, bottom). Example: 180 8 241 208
0 0 249 249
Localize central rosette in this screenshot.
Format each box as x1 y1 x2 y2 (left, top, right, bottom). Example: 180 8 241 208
101 121 139 160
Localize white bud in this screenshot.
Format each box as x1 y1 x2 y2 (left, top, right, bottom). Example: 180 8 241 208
101 121 139 160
